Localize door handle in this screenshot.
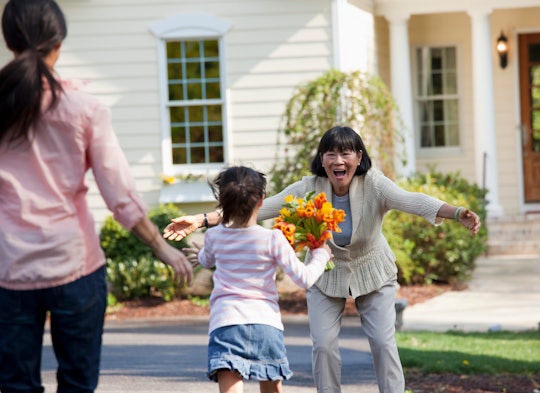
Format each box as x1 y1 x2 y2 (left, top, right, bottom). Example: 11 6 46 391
520 124 529 148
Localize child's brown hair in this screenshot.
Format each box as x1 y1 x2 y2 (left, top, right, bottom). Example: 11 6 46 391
211 166 266 226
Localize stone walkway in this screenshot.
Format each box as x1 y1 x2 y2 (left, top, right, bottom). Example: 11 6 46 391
402 255 540 332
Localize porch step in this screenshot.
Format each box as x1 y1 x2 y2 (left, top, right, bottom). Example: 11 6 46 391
486 214 540 256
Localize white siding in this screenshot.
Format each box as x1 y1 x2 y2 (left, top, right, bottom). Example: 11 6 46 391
223 2 332 171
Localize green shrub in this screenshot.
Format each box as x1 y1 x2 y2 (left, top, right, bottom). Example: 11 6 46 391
105 256 179 301
383 170 488 285
100 204 190 301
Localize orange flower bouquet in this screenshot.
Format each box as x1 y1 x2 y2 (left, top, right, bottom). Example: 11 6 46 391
273 191 345 271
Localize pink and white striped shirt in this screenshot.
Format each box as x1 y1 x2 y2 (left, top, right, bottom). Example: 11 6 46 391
199 224 331 333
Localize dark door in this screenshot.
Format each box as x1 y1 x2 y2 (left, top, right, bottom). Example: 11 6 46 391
519 33 540 202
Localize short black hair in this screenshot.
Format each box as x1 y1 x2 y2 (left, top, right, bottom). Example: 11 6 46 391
310 126 372 177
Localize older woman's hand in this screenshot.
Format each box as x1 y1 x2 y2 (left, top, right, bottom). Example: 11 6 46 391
163 215 200 241
458 208 481 235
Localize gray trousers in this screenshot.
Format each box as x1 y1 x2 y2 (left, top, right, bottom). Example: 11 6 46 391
306 280 405 393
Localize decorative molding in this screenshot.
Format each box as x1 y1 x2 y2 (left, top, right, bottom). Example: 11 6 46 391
375 0 539 18
149 12 232 39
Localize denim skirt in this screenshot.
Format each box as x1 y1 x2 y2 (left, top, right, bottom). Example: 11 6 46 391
207 324 293 382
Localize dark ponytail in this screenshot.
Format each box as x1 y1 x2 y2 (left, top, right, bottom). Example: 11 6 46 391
0 0 67 145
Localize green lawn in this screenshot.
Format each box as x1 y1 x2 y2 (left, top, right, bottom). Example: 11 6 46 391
396 330 540 374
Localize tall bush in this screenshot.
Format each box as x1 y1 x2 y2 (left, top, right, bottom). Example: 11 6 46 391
100 204 190 301
383 170 488 285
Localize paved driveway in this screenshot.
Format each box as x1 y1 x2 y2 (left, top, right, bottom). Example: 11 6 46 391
41 316 379 393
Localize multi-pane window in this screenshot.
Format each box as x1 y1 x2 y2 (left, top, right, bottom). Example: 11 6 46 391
416 47 459 148
166 39 224 166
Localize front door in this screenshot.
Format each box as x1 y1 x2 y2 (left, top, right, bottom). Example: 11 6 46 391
519 33 540 202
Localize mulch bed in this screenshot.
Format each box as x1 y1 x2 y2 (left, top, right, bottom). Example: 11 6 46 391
405 371 539 393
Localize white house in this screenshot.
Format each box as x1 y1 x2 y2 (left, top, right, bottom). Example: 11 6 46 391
1 0 539 231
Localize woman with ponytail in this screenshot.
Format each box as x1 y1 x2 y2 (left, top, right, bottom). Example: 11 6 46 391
0 1 193 392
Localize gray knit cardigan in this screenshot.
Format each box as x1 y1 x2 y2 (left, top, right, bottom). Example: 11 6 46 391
258 169 445 298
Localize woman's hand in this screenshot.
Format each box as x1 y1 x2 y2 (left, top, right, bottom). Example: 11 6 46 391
130 216 193 285
152 244 194 286
457 208 481 235
163 215 200 241
438 204 481 236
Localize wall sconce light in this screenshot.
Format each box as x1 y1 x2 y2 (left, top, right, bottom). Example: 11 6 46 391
496 31 508 69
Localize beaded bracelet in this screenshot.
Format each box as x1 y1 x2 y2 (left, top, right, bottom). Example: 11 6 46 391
454 207 464 222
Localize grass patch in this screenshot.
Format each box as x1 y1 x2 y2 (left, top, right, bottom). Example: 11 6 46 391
187 295 210 307
396 330 540 374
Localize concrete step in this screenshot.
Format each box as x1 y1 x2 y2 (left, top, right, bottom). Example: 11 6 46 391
486 214 540 256
487 240 540 256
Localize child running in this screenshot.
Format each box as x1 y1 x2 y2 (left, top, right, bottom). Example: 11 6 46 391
183 166 333 393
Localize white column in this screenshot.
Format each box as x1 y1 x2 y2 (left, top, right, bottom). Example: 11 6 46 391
331 0 345 70
387 14 416 177
468 10 503 217
331 0 375 73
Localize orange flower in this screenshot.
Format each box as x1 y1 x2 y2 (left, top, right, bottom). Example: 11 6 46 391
314 192 327 209
282 223 296 236
272 191 345 271
297 200 315 218
320 230 332 242
315 201 334 224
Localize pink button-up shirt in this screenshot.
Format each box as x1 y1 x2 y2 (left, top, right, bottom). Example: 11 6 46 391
0 80 147 290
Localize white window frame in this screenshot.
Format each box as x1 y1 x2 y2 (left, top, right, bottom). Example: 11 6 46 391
150 13 231 178
413 44 462 157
